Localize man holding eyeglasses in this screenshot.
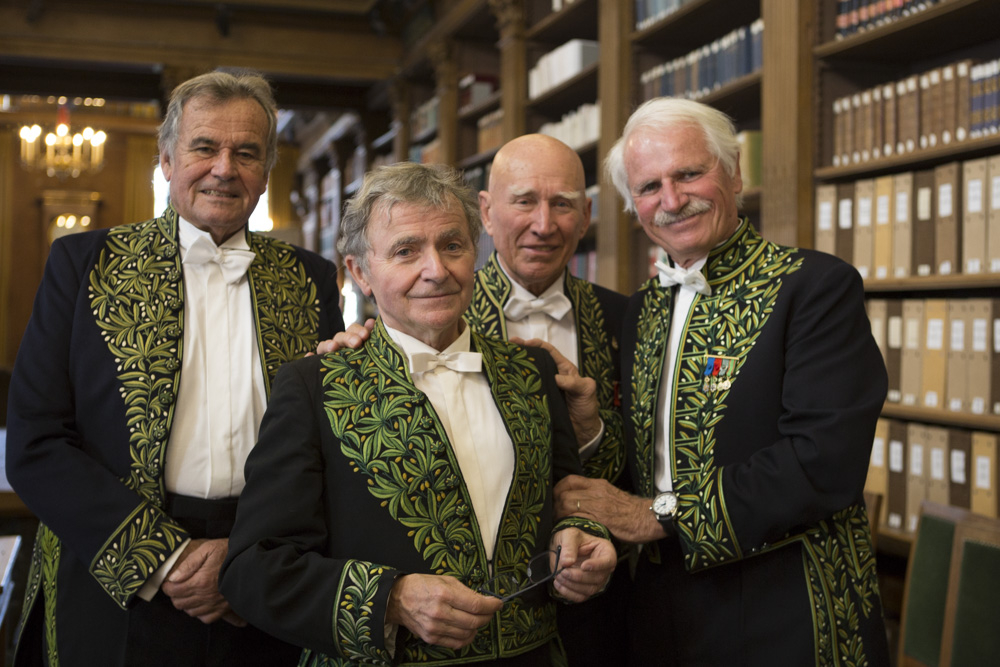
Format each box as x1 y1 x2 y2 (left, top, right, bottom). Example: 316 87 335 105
220 162 617 666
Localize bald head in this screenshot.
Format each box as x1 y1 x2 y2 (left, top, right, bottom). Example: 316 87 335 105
480 134 591 295
489 134 587 195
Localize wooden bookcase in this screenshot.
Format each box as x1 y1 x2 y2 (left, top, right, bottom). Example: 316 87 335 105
281 0 1000 655
812 0 1000 646
812 0 1000 455
288 0 1000 649
357 0 815 294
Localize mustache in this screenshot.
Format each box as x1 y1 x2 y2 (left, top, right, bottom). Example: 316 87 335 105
652 199 712 227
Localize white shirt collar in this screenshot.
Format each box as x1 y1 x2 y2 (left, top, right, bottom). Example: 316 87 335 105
497 257 566 303
384 322 473 361
178 217 250 256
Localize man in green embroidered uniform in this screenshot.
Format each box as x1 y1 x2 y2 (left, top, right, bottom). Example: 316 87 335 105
221 162 617 666
472 134 630 666
554 97 891 666
471 134 627 485
6 70 344 666
321 135 631 665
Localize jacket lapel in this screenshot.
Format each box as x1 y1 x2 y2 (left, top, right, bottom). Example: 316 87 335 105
89 207 185 506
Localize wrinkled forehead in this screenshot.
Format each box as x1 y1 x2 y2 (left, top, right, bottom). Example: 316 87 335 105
508 184 584 202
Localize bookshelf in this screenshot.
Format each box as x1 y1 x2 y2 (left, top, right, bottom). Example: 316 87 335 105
281 1 1000 655
628 0 763 288
353 0 819 294
812 7 1000 637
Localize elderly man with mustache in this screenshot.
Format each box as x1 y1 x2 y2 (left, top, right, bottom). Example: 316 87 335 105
553 97 892 666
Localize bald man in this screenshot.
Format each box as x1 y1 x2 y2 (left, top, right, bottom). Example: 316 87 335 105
470 135 626 484
468 134 629 666
321 136 630 664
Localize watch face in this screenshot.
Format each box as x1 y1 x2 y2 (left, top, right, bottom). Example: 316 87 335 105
653 492 677 517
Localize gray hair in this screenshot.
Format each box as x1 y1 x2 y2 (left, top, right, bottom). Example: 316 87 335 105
337 162 482 272
158 69 279 172
605 97 741 213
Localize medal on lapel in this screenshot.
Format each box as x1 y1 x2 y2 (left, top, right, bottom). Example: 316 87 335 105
702 355 738 393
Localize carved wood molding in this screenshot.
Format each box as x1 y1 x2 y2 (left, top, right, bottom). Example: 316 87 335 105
488 0 524 39
426 40 457 95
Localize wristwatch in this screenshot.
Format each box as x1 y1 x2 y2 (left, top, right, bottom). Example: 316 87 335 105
651 491 679 536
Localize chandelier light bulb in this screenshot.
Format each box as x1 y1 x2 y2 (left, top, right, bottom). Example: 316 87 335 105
19 101 107 178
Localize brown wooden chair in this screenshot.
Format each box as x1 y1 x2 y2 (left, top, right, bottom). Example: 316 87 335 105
937 514 1000 667
897 502 971 667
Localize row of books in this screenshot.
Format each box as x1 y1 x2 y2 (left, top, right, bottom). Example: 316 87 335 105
529 39 599 100
538 101 600 152
410 96 440 138
458 73 498 115
462 161 490 194
865 419 998 534
834 0 940 42
815 156 1000 280
408 136 441 165
568 249 598 283
866 298 999 416
970 58 1000 140
634 0 703 31
476 108 504 156
342 145 366 189
639 19 763 103
830 58 972 166
737 130 762 190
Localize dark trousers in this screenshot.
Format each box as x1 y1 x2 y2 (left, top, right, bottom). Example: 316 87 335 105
557 559 631 666
122 494 301 667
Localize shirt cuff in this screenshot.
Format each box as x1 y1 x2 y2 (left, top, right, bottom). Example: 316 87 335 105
137 538 191 601
578 418 605 461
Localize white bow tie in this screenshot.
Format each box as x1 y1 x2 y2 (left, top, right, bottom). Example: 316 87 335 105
503 291 573 321
654 260 712 296
183 237 256 285
409 351 483 374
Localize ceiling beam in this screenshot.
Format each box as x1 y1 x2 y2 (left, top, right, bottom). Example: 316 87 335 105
0 5 402 83
161 0 379 12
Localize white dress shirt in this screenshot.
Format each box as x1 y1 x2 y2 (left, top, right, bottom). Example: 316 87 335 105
497 263 603 457
500 264 579 369
139 218 263 600
653 257 708 493
385 324 513 561
166 218 266 499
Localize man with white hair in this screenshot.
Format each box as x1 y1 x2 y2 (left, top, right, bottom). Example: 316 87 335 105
554 97 891 666
6 70 344 666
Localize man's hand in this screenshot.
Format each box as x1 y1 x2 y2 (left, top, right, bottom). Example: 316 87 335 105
549 527 617 602
512 337 601 446
314 319 374 355
386 574 502 650
161 538 245 626
554 475 667 545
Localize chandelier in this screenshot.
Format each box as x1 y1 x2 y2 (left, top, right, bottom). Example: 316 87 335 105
19 103 106 178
